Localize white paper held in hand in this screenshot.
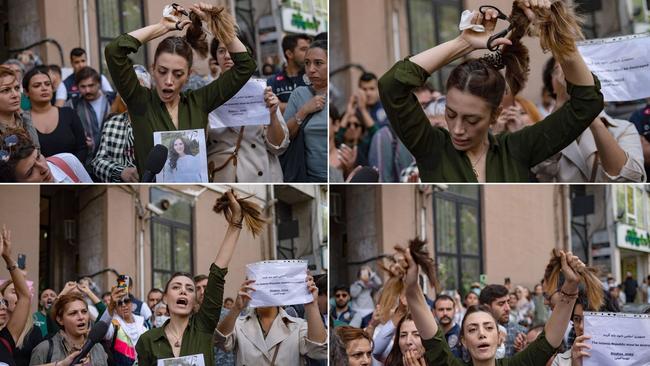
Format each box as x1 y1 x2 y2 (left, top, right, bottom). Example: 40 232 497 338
209 78 270 128
245 260 312 308
583 311 650 366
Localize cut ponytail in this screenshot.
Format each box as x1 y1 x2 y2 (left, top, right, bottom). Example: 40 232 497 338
213 192 268 238
543 248 603 311
529 1 585 62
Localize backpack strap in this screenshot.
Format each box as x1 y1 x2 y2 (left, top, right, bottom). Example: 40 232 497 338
46 337 53 363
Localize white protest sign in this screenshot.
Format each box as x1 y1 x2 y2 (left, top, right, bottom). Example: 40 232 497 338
578 33 650 102
245 260 312 308
209 78 270 128
584 312 650 366
157 353 205 366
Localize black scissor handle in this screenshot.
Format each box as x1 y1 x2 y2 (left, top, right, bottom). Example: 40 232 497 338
479 5 511 51
171 3 189 17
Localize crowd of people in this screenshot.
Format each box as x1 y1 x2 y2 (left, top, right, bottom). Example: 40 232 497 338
0 191 329 366
0 3 327 183
330 240 650 366
330 0 649 183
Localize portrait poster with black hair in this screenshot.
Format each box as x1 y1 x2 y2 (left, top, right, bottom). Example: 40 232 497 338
153 129 208 183
157 354 205 366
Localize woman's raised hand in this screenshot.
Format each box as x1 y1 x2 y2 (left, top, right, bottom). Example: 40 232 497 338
571 334 592 366
0 225 12 260
560 250 584 286
159 3 192 32
225 190 242 225
234 279 255 311
264 87 280 114
459 8 512 51
189 2 217 22
516 0 553 22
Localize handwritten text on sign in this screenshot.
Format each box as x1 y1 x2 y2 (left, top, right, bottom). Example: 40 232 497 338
584 312 650 366
578 34 650 102
209 78 270 128
245 260 312 308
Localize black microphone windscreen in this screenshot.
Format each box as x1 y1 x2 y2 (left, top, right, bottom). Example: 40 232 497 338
348 166 379 183
145 144 168 174
88 321 109 343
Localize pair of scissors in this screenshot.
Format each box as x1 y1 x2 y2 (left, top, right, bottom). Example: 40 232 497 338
479 5 512 52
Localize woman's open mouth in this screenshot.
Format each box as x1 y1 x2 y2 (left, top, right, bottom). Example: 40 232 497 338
176 297 189 308
161 88 175 99
477 342 491 352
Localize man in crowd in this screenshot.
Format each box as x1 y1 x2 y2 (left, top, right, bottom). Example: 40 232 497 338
479 284 527 358
68 66 115 163
331 284 362 328
147 288 163 310
63 47 114 100
267 33 311 113
433 294 463 359
624 272 639 304
32 288 57 337
358 72 388 127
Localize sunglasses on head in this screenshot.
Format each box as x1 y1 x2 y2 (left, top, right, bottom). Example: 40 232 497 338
0 134 19 163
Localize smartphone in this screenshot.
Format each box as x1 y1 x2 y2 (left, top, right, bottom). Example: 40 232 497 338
117 275 130 292
17 254 26 270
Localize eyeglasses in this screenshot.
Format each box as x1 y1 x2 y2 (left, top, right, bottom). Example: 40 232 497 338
117 298 132 307
0 134 18 163
0 298 8 307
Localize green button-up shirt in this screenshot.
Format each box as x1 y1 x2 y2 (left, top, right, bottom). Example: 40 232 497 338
378 58 604 182
135 264 227 366
423 328 557 366
104 34 257 175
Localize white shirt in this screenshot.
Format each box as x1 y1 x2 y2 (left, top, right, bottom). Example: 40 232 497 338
100 74 114 93
55 82 67 101
89 93 108 126
47 153 93 183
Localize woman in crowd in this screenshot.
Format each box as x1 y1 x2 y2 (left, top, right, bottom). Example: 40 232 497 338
283 40 328 182
384 313 427 366
0 226 31 366
402 243 588 365
29 293 108 365
104 2 256 176
551 291 591 366
135 191 243 365
215 275 328 365
0 129 92 182
0 66 39 146
163 136 203 182
22 66 87 163
1 279 43 366
206 38 289 182
333 326 374 366
98 286 148 365
534 58 645 183
379 0 603 182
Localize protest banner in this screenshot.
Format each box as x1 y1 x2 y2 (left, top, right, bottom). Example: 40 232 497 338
209 78 270 128
245 260 312 308
584 311 650 366
578 33 650 102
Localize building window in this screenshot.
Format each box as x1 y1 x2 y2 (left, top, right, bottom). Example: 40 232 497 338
150 187 193 290
96 0 147 81
616 185 650 230
407 0 462 91
433 186 482 295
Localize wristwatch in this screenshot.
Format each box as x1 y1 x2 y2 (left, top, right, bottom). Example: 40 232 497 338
295 115 304 126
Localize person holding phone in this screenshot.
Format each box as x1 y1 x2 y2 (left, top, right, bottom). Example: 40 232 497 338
283 40 328 182
0 226 31 366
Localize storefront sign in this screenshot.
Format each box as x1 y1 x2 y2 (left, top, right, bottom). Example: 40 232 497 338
616 224 650 253
281 7 327 35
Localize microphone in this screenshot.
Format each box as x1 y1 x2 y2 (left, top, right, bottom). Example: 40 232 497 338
141 144 168 182
348 166 379 183
70 321 109 365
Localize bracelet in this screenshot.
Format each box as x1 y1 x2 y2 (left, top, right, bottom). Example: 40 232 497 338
295 115 304 126
560 288 579 298
6 263 17 272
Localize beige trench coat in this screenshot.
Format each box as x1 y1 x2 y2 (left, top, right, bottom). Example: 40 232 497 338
214 307 327 366
207 108 289 183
